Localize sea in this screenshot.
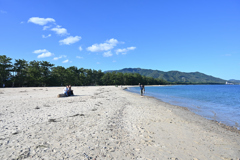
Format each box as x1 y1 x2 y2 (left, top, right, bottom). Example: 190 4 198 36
127 85 240 129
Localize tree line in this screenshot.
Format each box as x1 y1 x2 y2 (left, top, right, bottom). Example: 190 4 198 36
0 55 169 87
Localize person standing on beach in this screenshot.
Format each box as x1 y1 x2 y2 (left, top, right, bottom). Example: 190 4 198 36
142 85 145 94
139 84 145 96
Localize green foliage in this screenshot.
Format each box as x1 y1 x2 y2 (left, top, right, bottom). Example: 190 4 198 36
27 60 42 86
0 55 12 86
13 59 28 87
66 66 80 86
51 66 67 86
40 61 54 86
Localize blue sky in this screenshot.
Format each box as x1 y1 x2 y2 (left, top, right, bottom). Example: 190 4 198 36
0 0 240 80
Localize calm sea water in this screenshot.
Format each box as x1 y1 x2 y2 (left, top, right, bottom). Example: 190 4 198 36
127 85 240 129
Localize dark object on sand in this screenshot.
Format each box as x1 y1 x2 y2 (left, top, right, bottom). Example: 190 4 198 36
58 94 67 98
35 106 40 109
57 91 74 98
48 119 57 122
70 114 84 117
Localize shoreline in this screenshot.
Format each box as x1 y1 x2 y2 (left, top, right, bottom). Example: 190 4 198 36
0 86 239 159
125 85 240 133
124 86 240 134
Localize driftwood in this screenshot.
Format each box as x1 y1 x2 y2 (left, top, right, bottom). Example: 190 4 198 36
57 94 67 98
57 90 74 98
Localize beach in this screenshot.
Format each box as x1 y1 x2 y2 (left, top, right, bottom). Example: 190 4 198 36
0 86 239 159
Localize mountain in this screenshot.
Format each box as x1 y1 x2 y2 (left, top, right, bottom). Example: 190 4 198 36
228 79 240 84
105 68 226 84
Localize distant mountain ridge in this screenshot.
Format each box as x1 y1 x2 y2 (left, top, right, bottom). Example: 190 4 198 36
228 79 240 84
105 68 226 84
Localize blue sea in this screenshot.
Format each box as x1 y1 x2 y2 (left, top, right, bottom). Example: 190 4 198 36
127 85 240 129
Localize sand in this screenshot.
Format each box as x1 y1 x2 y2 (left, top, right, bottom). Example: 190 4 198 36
0 86 239 160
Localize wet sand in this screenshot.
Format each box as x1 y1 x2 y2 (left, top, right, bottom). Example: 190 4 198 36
0 86 239 159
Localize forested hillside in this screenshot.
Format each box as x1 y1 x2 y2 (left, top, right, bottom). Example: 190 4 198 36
0 55 168 87
106 68 226 84
1 55 226 87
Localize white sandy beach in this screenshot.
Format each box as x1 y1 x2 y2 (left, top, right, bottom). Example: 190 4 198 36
0 86 239 160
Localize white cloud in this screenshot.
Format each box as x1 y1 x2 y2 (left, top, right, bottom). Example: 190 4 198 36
51 27 68 36
28 17 55 25
103 51 113 57
53 55 67 60
116 48 127 55
62 59 69 63
20 21 24 24
116 46 136 55
127 46 136 50
113 60 116 63
37 52 54 58
33 49 48 54
97 62 100 64
42 34 51 38
0 10 7 14
87 38 119 52
76 56 83 59
79 46 83 51
33 49 54 58
59 36 81 45
43 25 51 30
106 38 118 44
